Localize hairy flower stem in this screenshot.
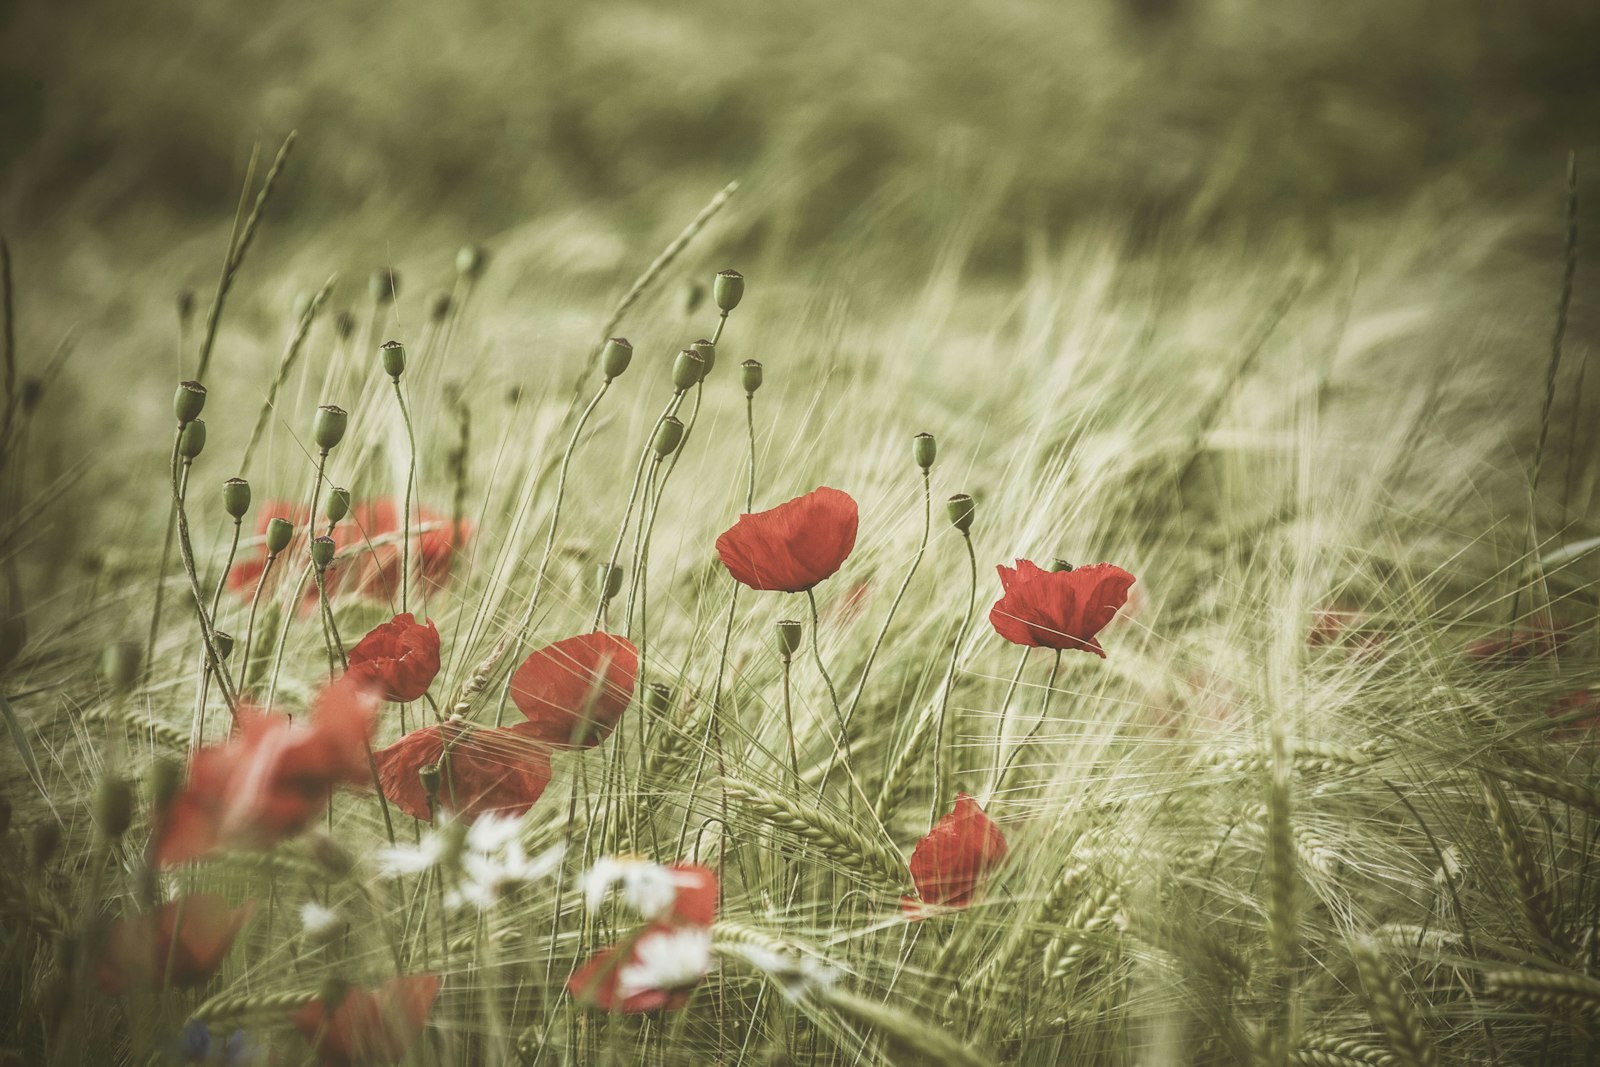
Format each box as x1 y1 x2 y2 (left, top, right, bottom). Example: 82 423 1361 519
592 391 681 631
393 379 417 616
994 650 1061 797
171 454 240 719
236 553 279 692
781 653 800 788
930 529 978 820
806 588 852 791
144 433 184 679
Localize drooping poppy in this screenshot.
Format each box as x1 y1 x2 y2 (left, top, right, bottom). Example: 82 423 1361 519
1465 622 1570 666
153 673 381 866
290 973 441 1066
714 486 858 593
346 614 441 702
509 632 639 747
901 793 1009 917
988 560 1136 657
374 720 554 822
97 894 256 994
568 922 714 1014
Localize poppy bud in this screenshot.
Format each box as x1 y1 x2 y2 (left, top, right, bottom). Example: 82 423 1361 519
265 517 294 556
380 340 407 380
222 477 252 521
1050 559 1073 572
714 269 745 312
652 416 685 458
145 757 183 816
29 822 60 870
673 350 706 393
601 338 633 380
419 763 442 807
370 268 400 305
213 630 235 660
178 419 207 460
174 380 207 425
309 536 336 571
595 563 624 602
457 244 490 280
176 289 196 324
776 618 803 658
913 432 936 470
335 310 356 340
102 640 143 693
325 487 351 526
313 405 349 452
429 292 452 323
645 682 672 715
947 493 975 534
691 338 717 377
741 359 763 396
93 776 135 839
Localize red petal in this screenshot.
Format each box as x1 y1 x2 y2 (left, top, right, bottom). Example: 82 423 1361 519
666 864 719 926
347 614 442 702
292 973 440 1066
905 793 1009 913
97 894 255 994
715 486 858 592
988 560 1135 656
510 633 639 747
376 722 553 822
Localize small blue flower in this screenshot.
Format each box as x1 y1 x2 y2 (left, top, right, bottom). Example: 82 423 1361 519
173 1020 211 1063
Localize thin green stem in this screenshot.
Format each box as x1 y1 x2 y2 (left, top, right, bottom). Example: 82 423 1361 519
930 530 978 821
592 391 681 630
805 588 848 785
994 650 1062 798
394 379 417 615
145 431 183 679
236 553 279 693
844 467 930 738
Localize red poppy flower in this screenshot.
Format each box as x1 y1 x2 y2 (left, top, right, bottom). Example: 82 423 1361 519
97 894 256 994
715 486 858 593
153 673 382 866
568 921 713 1014
1547 690 1600 741
347 614 441 702
901 793 1009 917
663 863 718 926
374 720 554 822
1465 622 1570 665
509 632 639 747
988 560 1135 657
291 974 441 1066
346 499 470 600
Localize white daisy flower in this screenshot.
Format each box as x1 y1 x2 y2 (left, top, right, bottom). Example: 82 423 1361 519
299 901 340 936
616 926 714 1000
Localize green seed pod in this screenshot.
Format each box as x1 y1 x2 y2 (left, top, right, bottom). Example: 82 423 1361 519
174 380 207 424
265 516 295 556
741 359 763 396
776 618 803 657
145 757 184 816
213 630 235 661
456 244 490 280
313 404 349 452
222 477 252 521
177 418 207 460
325 487 351 525
335 310 356 340
419 763 442 807
947 493 976 534
913 432 936 470
690 338 717 377
309 535 336 571
595 563 624 602
672 349 705 392
93 776 135 839
102 639 143 693
652 415 685 459
370 267 400 305
714 269 745 312
429 292 452 323
645 682 672 715
380 340 407 380
29 821 60 871
1050 559 1073 572
601 338 633 380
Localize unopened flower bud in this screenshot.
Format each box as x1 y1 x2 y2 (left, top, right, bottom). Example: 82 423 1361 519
380 340 407 380
265 517 294 556
1050 559 1073 572
429 292 452 323
213 630 235 661
222 477 252 520
102 640 142 693
335 310 356 340
325 487 351 525
741 359 763 396
714 269 745 312
646 682 672 715
691 338 717 377
178 419 207 460
601 338 633 380
913 432 936 470
93 776 135 839
456 244 490 280
29 821 61 870
652 416 685 458
672 350 705 392
776 618 803 657
947 493 975 534
419 764 442 806
313 404 348 452
595 564 624 602
145 757 184 815
370 267 400 305
174 380 207 424
309 536 336 571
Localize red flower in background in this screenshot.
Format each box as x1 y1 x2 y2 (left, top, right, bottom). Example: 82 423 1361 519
347 499 470 600
347 614 441 702
662 864 718 926
902 793 1009 917
97 894 255 994
1465 622 1571 666
291 974 441 1067
374 720 554 822
569 864 718 1014
988 560 1135 657
510 633 639 747
153 673 381 866
1547 690 1600 741
715 486 858 593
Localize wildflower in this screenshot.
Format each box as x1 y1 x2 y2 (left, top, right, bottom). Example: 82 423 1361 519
901 793 1008 918
581 859 717 924
346 614 441 703
374 720 553 822
988 559 1136 658
568 923 714 1014
346 498 470 599
715 487 859 593
153 673 381 865
290 973 440 1066
97 894 255 993
170 1021 256 1065
728 944 838 1002
448 821 564 911
509 632 639 748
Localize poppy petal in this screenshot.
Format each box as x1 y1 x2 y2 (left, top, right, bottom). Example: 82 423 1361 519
509 633 639 747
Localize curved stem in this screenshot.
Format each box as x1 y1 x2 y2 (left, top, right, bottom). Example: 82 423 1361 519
805 588 848 790
984 648 1032 800
171 457 240 718
930 530 978 821
781 654 799 788
393 380 417 615
994 649 1062 798
236 553 279 693
592 391 681 630
844 467 930 738
145 431 183 678
208 519 243 622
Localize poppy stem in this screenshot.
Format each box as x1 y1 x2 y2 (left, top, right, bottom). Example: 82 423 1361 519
982 648 1032 802
994 649 1062 798
236 551 279 692
364 740 397 846
805 588 848 778
208 516 243 624
170 450 241 720
930 529 978 823
392 378 417 616
781 652 800 788
592 391 680 632
144 431 183 680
